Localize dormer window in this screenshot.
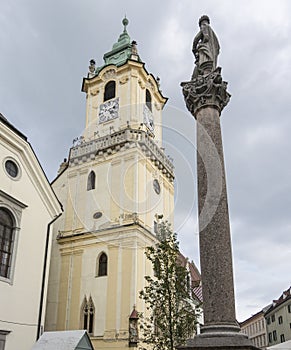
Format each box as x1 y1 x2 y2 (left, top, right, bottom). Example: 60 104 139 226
146 89 152 112
104 81 116 101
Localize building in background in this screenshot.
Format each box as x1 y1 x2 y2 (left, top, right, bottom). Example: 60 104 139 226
0 113 62 350
240 305 270 349
45 17 201 350
265 287 291 347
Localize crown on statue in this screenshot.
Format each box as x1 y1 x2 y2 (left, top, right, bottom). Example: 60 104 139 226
199 15 210 26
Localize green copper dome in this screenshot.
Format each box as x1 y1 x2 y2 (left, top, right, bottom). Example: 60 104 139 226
95 17 141 74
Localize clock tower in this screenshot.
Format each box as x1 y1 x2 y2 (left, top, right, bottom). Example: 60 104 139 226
45 18 174 350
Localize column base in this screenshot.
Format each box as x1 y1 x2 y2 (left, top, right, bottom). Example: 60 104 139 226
178 324 259 350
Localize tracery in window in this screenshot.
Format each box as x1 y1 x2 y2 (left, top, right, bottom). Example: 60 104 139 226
81 296 95 335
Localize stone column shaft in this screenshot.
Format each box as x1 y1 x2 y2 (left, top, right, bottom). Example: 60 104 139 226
181 66 256 348
196 106 236 329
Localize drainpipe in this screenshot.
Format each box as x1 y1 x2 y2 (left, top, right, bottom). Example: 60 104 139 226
36 213 62 340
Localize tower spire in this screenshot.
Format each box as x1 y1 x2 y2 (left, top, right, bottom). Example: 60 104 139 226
122 16 129 33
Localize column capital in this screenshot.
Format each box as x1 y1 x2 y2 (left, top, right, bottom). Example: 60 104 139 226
181 68 231 118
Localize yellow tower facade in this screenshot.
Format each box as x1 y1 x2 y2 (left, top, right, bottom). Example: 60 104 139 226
45 18 174 350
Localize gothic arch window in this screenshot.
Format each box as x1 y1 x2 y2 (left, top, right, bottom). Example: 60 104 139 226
104 81 116 101
87 171 96 191
81 296 95 335
0 208 15 279
146 89 152 112
97 252 108 276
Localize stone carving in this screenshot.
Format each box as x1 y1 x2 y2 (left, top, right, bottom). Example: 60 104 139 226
90 88 99 96
131 40 138 55
181 67 230 117
102 69 116 80
146 80 155 91
72 136 85 147
88 59 96 78
192 15 220 79
119 76 129 85
69 127 174 181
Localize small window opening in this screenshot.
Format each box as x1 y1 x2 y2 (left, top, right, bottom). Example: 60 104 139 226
146 89 152 112
104 81 116 101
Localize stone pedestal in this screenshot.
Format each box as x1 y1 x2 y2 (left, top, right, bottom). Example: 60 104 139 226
181 68 258 350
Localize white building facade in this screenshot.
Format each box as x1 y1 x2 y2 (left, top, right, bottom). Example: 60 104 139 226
0 113 62 350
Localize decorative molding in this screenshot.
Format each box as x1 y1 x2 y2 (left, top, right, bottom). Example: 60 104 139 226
181 67 230 118
69 128 174 181
154 102 161 111
90 89 99 96
146 80 155 91
102 69 117 80
138 79 145 89
119 76 129 85
0 190 27 209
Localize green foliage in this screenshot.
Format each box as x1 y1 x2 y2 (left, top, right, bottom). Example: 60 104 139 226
139 222 199 350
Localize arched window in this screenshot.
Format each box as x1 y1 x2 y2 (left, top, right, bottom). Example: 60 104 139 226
98 252 108 276
87 171 96 191
81 296 95 335
146 89 152 112
0 208 14 279
104 81 116 101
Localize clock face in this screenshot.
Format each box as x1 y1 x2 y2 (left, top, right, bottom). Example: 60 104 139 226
99 97 119 123
143 105 154 132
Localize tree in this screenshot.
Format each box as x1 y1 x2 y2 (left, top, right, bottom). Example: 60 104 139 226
139 222 200 350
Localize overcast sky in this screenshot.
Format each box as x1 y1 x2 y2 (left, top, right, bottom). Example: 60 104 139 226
1 0 291 322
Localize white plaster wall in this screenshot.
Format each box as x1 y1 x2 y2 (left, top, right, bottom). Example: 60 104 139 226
0 130 61 350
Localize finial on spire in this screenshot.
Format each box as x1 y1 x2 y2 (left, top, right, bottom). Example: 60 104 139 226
122 16 129 32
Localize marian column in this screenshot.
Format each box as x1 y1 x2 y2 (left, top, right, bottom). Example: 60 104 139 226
181 16 257 349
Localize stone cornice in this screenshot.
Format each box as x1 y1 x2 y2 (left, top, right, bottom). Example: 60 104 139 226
181 67 231 118
69 128 174 181
57 220 157 249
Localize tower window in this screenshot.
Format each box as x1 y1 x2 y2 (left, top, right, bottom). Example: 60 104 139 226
87 171 96 191
0 208 14 279
146 89 152 112
81 296 95 335
104 81 116 101
98 252 108 276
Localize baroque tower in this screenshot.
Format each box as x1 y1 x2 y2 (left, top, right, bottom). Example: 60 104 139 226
45 18 174 349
